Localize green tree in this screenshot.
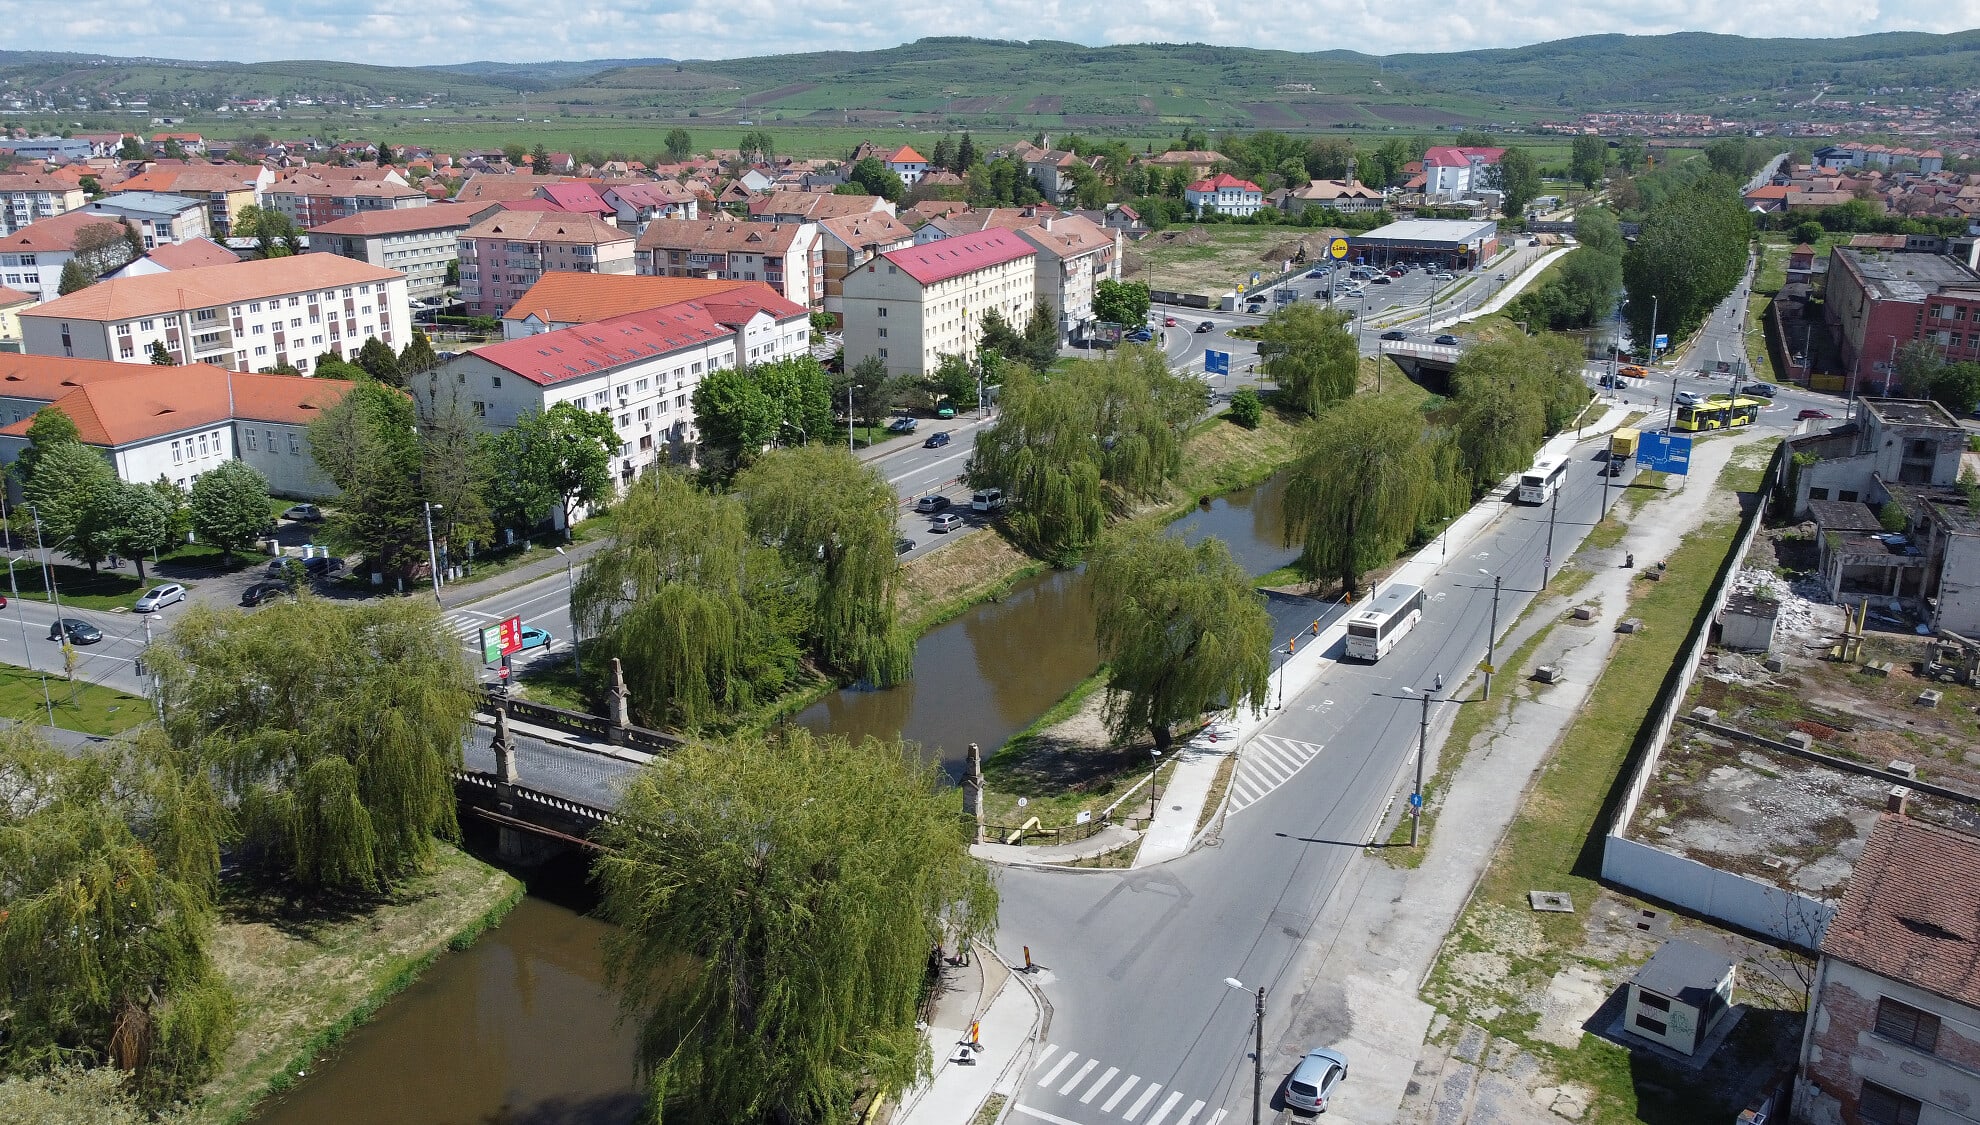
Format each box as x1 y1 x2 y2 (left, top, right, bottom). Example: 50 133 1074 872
356 336 403 385
20 440 116 571
664 128 694 161
1705 138 1763 177
1256 304 1358 417
231 204 299 259
0 1065 148 1124
1089 525 1272 751
414 379 494 560
71 220 141 275
930 136 954 171
1622 175 1751 353
1021 299 1061 369
975 307 1025 366
1446 334 1589 493
595 726 997 1125
844 156 906 203
737 130 775 164
530 143 552 174
489 401 618 535
1454 130 1497 148
13 406 80 491
307 380 425 575
397 329 438 380
188 459 273 560
1929 361 1980 417
1615 139 1645 174
57 259 93 295
1092 279 1151 327
1493 147 1541 221
1284 392 1437 595
955 132 978 172
1791 220 1825 246
931 352 977 410
161 137 185 160
100 480 173 580
148 340 174 365
154 596 473 893
150 475 192 547
502 143 527 168
692 356 835 472
117 135 144 161
1570 134 1608 189
1228 385 1262 429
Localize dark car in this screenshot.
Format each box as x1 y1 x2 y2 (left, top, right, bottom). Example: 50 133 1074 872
301 555 345 577
1195 320 1216 333
894 537 917 555
923 431 951 449
1434 334 1461 346
240 580 295 607
1371 275 1392 285
1379 330 1408 342
1740 383 1778 399
49 618 102 645
1797 408 1833 420
915 495 952 513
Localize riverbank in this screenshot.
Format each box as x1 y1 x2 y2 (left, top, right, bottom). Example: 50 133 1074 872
185 845 523 1125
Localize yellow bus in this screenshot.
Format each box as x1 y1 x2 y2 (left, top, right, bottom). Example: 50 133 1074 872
1673 396 1762 432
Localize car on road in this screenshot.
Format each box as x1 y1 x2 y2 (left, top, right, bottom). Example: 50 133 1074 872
1195 320 1216 333
281 503 323 522
518 626 552 651
134 583 186 613
1740 382 1778 398
1434 333 1460 346
1496 273 1509 281
1162 316 1177 327
929 512 965 533
887 416 919 433
1305 268 1327 278
1284 1047 1348 1113
1675 391 1704 407
1617 365 1648 379
1370 275 1391 285
894 537 916 555
1379 330 1408 342
1387 267 1406 277
240 579 295 607
936 403 957 419
49 618 102 645
915 495 952 513
923 431 951 449
1797 408 1834 420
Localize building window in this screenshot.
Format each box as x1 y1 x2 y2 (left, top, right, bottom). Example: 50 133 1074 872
1808 487 1830 500
170 440 183 464
287 433 301 455
1874 998 1940 1053
472 401 486 417
1858 1082 1922 1125
244 430 258 451
1632 1013 1666 1036
492 377 502 389
1635 991 1671 1012
1838 490 1859 502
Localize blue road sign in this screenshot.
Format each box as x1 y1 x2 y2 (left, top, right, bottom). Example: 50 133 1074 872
1204 350 1231 376
1410 792 1423 809
1638 431 1693 475
1654 333 1670 350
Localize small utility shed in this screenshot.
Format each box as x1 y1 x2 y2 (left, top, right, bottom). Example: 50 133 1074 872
1625 939 1737 1056
1719 592 1780 653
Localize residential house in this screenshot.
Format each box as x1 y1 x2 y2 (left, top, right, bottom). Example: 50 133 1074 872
841 228 1035 379
0 285 29 350
79 192 211 247
1 137 95 164
1011 214 1123 337
99 238 242 281
635 219 820 308
108 167 272 237
1141 150 1226 181
0 173 85 236
453 173 570 205
0 210 145 301
308 202 489 303
1795 812 1980 1125
601 182 699 229
748 190 895 224
150 133 206 156
912 206 1057 246
904 199 972 225
499 273 754 338
1279 179 1385 216
1184 174 1265 218
421 283 809 509
818 212 915 320
1823 246 1980 390
19 254 410 373
1423 146 1506 200
886 146 929 188
533 181 617 221
456 211 636 318
1024 149 1092 206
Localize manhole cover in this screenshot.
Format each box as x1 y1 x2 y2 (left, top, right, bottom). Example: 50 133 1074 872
1528 891 1574 913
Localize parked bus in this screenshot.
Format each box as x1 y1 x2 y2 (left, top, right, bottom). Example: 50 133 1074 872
1344 583 1426 662
1673 396 1763 432
1607 428 1640 476
1516 457 1568 504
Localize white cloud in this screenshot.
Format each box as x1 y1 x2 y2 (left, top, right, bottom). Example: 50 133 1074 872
0 0 1967 65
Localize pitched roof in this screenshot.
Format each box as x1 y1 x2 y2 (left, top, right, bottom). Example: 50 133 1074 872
534 182 614 215
1823 815 1980 1007
0 362 358 446
1144 150 1224 166
1011 214 1116 259
501 272 755 325
0 285 32 308
0 172 84 194
879 228 1034 286
454 174 569 203
1187 173 1263 194
141 238 240 271
637 219 810 254
22 255 402 322
0 353 146 401
307 202 488 237
818 212 914 250
1424 145 1506 168
111 169 259 194
888 145 927 164
460 210 632 246
602 182 697 208
475 283 804 386
748 191 887 221
0 209 131 253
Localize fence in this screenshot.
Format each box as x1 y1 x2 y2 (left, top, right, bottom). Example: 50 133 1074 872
982 816 1110 848
480 689 684 752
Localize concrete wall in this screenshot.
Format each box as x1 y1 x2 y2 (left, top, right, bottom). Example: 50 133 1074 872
1603 837 1835 949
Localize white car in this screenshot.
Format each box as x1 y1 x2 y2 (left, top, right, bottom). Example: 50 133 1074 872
134 583 186 613
1285 1048 1349 1113
1676 391 1704 407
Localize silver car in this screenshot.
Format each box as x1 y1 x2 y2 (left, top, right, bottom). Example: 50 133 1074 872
134 583 186 612
1284 1047 1348 1113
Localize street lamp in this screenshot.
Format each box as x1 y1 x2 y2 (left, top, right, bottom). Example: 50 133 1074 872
1148 747 1162 822
423 501 444 600
1224 977 1265 1125
554 545 580 677
848 382 862 454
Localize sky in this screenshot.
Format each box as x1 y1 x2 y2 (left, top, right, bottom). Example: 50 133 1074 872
2 0 1972 65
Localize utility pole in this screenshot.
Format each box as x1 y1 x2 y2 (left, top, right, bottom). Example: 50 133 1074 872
848 382 862 453
1543 483 1560 589
1483 574 1502 702
1414 688 1430 846
1250 984 1264 1125
423 501 444 600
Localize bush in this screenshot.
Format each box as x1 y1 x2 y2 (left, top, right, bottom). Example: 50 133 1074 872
1228 386 1262 429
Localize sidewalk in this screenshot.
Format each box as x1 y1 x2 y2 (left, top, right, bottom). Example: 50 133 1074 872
468 709 653 765
895 945 1044 1125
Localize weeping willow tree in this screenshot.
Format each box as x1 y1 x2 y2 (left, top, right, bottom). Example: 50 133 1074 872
970 349 1206 561
573 470 804 731
736 446 913 686
1255 303 1358 417
1089 524 1272 751
1447 333 1592 495
1285 392 1438 597
152 595 474 894
0 729 235 1106
595 727 997 1125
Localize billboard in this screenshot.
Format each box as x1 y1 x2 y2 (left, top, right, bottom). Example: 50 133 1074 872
479 616 523 664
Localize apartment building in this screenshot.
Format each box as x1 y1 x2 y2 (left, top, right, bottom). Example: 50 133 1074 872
818 212 914 320
0 286 29 350
20 254 410 374
1824 246 1980 393
635 219 820 308
101 238 242 281
500 273 754 338
264 171 425 228
0 210 144 302
457 211 636 318
748 191 895 224
841 228 1036 380
1423 146 1506 199
309 202 489 303
1011 214 1123 337
79 192 212 247
0 173 85 236
109 166 273 238
421 283 808 511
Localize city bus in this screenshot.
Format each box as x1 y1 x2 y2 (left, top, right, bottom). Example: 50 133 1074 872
1673 396 1763 432
1344 583 1426 662
1516 457 1568 504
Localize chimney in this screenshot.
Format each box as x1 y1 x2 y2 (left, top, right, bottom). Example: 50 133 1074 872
1887 785 1911 816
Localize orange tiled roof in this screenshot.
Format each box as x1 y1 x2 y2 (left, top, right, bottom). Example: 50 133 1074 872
1823 815 1980 1007
23 255 402 322
0 209 131 253
308 202 488 237
0 366 357 447
461 210 631 246
0 285 32 307
501 272 754 325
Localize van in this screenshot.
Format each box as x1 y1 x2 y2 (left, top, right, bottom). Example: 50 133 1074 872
971 488 1005 512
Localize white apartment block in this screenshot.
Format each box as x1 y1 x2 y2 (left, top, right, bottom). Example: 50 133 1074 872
0 174 85 236
309 202 488 304
1011 214 1123 337
841 228 1036 380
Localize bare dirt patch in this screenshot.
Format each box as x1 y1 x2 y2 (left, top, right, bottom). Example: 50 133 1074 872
1023 95 1064 114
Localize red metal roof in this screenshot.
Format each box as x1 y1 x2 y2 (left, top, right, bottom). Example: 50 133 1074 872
878 228 1034 286
473 284 806 387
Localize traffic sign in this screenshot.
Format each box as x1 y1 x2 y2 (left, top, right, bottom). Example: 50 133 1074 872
1409 793 1423 809
1480 662 1496 675
1329 237 1350 260
1204 350 1230 375
1654 334 1669 350
479 615 524 664
1638 431 1693 475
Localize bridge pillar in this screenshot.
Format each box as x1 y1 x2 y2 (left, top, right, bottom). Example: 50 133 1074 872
493 707 519 785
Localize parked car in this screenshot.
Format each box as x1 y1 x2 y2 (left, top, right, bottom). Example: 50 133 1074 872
936 403 957 419
894 537 917 555
887 416 919 433
971 488 1005 512
915 495 952 513
133 583 187 613
1126 328 1154 342
1740 383 1778 399
923 431 951 449
518 626 552 651
1495 273 1509 281
1284 1048 1349 1114
929 512 965 533
49 618 102 645
1379 330 1409 342
302 555 345 577
240 580 295 607
1434 334 1460 346
1195 320 1216 333
1797 408 1834 420
281 503 323 522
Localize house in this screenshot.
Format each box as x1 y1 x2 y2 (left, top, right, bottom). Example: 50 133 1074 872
498 273 755 338
420 283 808 507
533 181 616 221
18 254 410 374
150 132 206 155
817 212 915 320
841 228 1036 380
1795 812 1980 1125
0 210 145 301
99 237 240 281
635 219 821 308
0 285 30 350
453 173 570 205
1422 146 1505 200
1011 214 1123 337
904 200 972 225
1 137 95 164
1823 247 1980 391
913 206 1058 246
1184 174 1265 219
1279 179 1386 216
600 182 699 229
308 202 489 304
0 354 358 496
78 192 211 247
748 191 894 224
1622 940 1737 1057
108 167 271 238
886 146 929 188
0 173 86 236
1024 150 1086 205
1141 150 1226 181
456 211 636 318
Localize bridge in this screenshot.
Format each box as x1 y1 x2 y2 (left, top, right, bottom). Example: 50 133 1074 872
1376 339 1465 390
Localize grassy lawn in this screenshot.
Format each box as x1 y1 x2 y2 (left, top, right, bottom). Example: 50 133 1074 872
0 559 160 610
187 845 522 1125
1747 232 1844 379
0 662 153 735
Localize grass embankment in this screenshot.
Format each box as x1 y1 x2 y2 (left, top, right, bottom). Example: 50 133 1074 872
187 845 522 1125
0 663 154 735
1420 450 1764 1124
1747 232 1844 379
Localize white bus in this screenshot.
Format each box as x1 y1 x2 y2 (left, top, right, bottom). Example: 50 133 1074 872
1516 457 1567 504
1344 583 1426 662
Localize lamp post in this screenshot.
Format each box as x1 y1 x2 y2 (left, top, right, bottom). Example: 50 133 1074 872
1402 685 1436 846
423 501 444 600
1480 569 1502 702
1148 747 1162 822
848 382 862 454
1223 977 1265 1125
555 545 580 677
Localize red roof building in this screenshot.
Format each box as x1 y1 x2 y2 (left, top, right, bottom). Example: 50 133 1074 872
842 228 1037 378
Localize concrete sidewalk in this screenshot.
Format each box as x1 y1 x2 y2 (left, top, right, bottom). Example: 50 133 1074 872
896 945 1044 1125
469 709 654 765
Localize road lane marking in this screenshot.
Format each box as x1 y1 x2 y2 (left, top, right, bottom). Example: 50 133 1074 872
1226 736 1326 814
1059 1058 1098 1095
1123 1084 1163 1121
1143 1091 1184 1125
1080 1067 1119 1104
1101 1076 1139 1112
1031 1043 1059 1070
1205 1111 1226 1125
1174 1101 1206 1125
1015 1106 1086 1125
1038 1050 1076 1088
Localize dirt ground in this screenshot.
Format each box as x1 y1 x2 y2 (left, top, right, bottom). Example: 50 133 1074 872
1121 226 1299 296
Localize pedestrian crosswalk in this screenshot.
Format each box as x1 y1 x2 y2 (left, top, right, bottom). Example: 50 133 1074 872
1224 735 1326 815
1019 1043 1225 1125
444 609 498 648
